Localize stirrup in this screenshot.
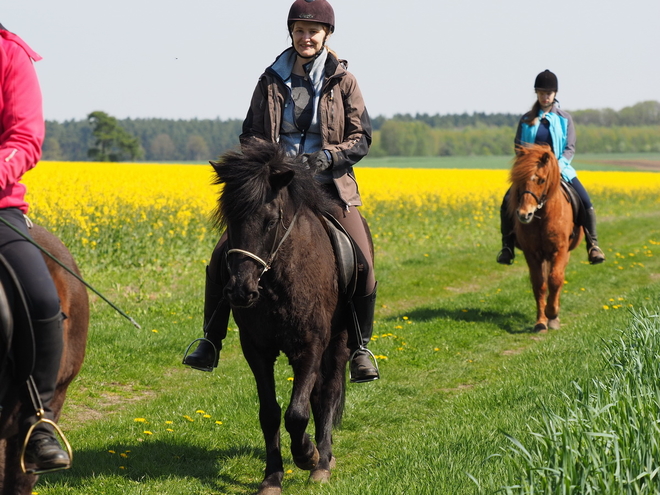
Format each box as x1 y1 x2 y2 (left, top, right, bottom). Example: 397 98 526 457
349 346 380 383
182 338 217 372
21 417 73 474
496 247 514 265
588 246 605 265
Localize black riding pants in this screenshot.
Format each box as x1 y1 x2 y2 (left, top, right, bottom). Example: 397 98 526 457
0 208 60 320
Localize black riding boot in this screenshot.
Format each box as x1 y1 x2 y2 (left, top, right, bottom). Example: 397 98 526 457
183 266 229 371
349 284 379 383
23 313 70 471
496 195 516 265
583 207 605 264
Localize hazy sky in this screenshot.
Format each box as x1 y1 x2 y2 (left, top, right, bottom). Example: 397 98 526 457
4 0 659 122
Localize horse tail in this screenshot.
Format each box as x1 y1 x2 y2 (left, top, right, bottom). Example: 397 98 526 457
333 370 346 428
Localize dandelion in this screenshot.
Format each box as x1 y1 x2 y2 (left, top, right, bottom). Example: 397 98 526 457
143 431 153 435
134 418 147 423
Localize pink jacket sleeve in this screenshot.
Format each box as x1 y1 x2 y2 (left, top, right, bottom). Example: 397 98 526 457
0 30 44 192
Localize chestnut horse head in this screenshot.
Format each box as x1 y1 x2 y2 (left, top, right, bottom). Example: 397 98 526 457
508 144 561 225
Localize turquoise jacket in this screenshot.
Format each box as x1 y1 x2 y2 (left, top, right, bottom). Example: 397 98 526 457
515 103 577 181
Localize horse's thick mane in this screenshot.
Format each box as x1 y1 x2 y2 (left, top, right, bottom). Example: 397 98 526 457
211 141 333 230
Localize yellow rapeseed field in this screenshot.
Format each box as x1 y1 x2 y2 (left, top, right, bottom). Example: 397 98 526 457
21 162 660 252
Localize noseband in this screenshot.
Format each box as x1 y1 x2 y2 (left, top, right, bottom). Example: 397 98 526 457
226 210 299 280
518 189 547 212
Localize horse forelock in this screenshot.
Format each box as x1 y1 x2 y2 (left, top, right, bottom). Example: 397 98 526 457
211 142 331 231
510 145 560 190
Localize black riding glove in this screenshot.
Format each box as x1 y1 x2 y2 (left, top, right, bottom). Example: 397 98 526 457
303 151 332 172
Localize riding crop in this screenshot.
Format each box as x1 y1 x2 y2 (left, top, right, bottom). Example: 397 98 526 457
0 216 141 329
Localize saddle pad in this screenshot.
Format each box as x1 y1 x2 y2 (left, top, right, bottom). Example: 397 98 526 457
322 215 357 299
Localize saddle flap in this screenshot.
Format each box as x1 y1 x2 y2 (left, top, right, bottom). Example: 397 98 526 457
560 180 585 234
322 215 357 299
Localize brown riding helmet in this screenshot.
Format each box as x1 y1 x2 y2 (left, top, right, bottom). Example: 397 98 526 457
287 0 335 33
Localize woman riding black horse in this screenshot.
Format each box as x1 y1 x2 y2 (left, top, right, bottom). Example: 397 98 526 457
0 24 70 470
184 0 379 383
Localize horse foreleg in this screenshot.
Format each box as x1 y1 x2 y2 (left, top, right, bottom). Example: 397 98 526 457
242 345 284 495
1 436 38 495
524 254 548 332
309 335 349 483
546 251 569 330
285 350 322 472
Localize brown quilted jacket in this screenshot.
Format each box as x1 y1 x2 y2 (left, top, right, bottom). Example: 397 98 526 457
240 48 372 207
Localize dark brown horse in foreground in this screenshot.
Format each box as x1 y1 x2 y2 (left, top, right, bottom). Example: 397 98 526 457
508 144 583 332
211 142 351 495
0 226 88 495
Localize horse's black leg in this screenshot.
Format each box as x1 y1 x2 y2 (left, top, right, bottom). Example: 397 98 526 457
241 342 284 494
285 347 322 471
309 333 349 482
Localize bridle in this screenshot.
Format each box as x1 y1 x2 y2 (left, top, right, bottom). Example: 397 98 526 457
226 209 299 281
518 189 548 212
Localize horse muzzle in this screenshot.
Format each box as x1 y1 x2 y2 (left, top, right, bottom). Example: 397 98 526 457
223 280 260 308
516 209 535 224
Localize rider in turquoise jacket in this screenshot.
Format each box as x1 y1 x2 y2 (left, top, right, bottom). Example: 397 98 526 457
497 70 605 266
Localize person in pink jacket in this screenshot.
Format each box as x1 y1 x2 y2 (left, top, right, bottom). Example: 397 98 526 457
0 23 70 470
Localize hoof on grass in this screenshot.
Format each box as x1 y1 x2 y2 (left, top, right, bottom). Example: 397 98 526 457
293 446 319 471
309 468 331 483
548 318 560 330
533 323 548 333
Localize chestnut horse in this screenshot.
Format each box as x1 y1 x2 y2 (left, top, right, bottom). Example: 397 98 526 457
0 225 88 494
211 142 351 495
508 144 583 332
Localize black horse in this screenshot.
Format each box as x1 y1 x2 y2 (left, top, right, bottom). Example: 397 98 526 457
211 142 351 495
0 226 88 495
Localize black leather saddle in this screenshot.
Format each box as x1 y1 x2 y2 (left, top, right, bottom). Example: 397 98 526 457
321 214 358 300
560 180 586 239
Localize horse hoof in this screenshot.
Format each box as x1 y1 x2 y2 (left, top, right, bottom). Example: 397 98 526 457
329 456 336 469
309 469 331 483
533 323 548 333
548 318 560 330
293 447 320 471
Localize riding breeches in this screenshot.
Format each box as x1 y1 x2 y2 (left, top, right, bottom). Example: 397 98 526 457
0 208 60 320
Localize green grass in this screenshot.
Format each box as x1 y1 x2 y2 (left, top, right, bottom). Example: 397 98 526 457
30 186 660 494
361 153 660 171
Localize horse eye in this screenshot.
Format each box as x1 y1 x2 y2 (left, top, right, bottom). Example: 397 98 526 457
537 178 546 185
266 219 278 231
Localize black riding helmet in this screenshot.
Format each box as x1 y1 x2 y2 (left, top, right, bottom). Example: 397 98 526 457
534 70 558 91
287 0 335 33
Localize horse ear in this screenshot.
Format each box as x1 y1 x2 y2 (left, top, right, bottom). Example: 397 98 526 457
269 169 295 192
540 153 550 166
209 160 221 172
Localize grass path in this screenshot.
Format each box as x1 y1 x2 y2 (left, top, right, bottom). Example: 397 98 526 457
34 201 660 494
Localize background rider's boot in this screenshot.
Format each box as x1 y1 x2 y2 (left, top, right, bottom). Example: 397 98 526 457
349 284 379 383
496 195 515 265
183 267 229 371
584 207 605 264
23 313 70 470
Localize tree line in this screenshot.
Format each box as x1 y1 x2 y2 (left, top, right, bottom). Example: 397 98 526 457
42 101 660 161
